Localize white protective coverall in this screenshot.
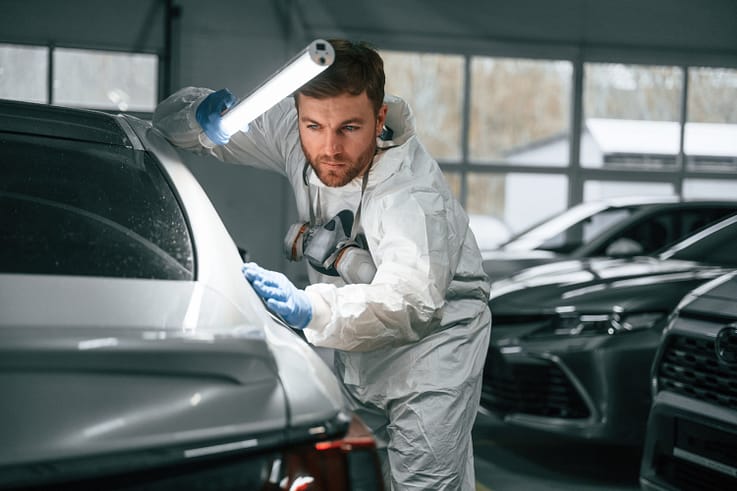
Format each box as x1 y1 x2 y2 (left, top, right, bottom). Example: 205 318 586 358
153 87 492 490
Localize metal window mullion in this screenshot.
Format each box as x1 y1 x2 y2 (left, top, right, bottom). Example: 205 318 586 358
676 66 689 196
47 43 54 104
439 163 698 182
568 51 584 206
161 0 175 100
440 162 570 175
579 167 682 182
459 54 472 207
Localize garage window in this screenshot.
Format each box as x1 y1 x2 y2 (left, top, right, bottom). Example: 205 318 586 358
467 172 568 233
0 43 158 112
54 48 158 112
582 63 682 170
685 67 737 172
469 57 572 167
382 50 464 161
0 44 48 103
385 48 736 232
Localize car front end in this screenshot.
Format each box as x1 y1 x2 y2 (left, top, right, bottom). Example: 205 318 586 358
640 270 737 491
483 257 731 445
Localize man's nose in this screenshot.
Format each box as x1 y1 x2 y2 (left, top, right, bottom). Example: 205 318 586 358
323 133 342 154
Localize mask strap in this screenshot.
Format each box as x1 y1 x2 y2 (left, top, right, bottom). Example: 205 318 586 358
303 161 318 224
351 166 371 239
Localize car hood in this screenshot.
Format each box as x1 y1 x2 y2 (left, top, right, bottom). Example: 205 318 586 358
490 256 731 314
0 274 343 474
481 249 563 282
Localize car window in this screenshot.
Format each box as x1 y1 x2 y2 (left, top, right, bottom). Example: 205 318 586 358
0 131 194 280
664 215 737 267
538 207 634 253
591 206 737 256
679 207 737 236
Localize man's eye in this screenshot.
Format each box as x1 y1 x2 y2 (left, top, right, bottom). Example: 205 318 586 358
343 125 358 132
306 124 319 130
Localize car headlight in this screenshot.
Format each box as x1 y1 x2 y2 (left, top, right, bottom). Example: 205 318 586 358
528 311 666 338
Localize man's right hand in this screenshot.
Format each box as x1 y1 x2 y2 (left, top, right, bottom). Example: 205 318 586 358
242 262 313 330
195 88 236 145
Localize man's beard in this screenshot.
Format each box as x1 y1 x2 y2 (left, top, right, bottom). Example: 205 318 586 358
304 141 377 187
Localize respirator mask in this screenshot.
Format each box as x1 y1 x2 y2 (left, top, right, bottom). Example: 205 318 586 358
284 209 376 284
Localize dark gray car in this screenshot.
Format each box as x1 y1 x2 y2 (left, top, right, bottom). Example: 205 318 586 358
482 214 737 445
0 99 383 490
640 269 737 490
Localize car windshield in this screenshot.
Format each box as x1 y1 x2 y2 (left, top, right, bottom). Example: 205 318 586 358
1 131 194 280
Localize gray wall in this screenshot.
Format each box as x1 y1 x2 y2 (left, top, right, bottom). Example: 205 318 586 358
3 0 737 277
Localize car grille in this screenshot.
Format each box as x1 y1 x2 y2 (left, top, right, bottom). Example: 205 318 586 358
657 334 737 411
482 352 590 419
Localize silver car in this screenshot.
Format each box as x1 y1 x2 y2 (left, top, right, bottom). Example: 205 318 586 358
0 98 383 490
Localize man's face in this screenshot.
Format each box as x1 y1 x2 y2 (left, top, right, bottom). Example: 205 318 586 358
297 92 387 187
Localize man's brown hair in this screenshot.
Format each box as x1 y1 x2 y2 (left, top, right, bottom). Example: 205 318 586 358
295 39 385 115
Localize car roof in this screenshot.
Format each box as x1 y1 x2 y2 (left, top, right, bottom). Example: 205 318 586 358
0 98 132 147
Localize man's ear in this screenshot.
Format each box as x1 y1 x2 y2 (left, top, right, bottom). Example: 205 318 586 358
376 103 388 135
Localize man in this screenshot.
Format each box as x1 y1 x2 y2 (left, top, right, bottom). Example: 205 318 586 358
153 39 491 490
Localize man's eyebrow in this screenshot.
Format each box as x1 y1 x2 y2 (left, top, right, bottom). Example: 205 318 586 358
299 115 367 126
339 117 366 125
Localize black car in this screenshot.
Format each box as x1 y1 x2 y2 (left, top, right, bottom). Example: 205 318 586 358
640 269 737 490
482 197 737 283
481 214 737 445
0 98 383 490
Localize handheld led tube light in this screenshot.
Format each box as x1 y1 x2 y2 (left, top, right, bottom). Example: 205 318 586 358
219 39 335 137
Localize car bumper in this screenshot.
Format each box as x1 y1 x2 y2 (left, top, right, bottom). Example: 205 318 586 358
640 314 737 490
482 327 660 444
640 392 737 491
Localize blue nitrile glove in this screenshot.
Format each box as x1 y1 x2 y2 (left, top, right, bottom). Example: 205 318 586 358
242 262 313 330
195 88 237 145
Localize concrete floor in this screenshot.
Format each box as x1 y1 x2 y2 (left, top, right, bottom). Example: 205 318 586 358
472 413 643 491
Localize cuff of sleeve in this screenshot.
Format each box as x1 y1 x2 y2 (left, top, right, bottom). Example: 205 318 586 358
302 287 332 341
188 92 217 149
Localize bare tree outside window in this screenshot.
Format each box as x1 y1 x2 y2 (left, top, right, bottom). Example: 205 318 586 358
469 57 572 165
685 67 737 172
584 64 681 122
381 50 464 161
581 64 682 177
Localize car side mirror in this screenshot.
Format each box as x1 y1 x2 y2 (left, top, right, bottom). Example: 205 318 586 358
605 238 644 257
